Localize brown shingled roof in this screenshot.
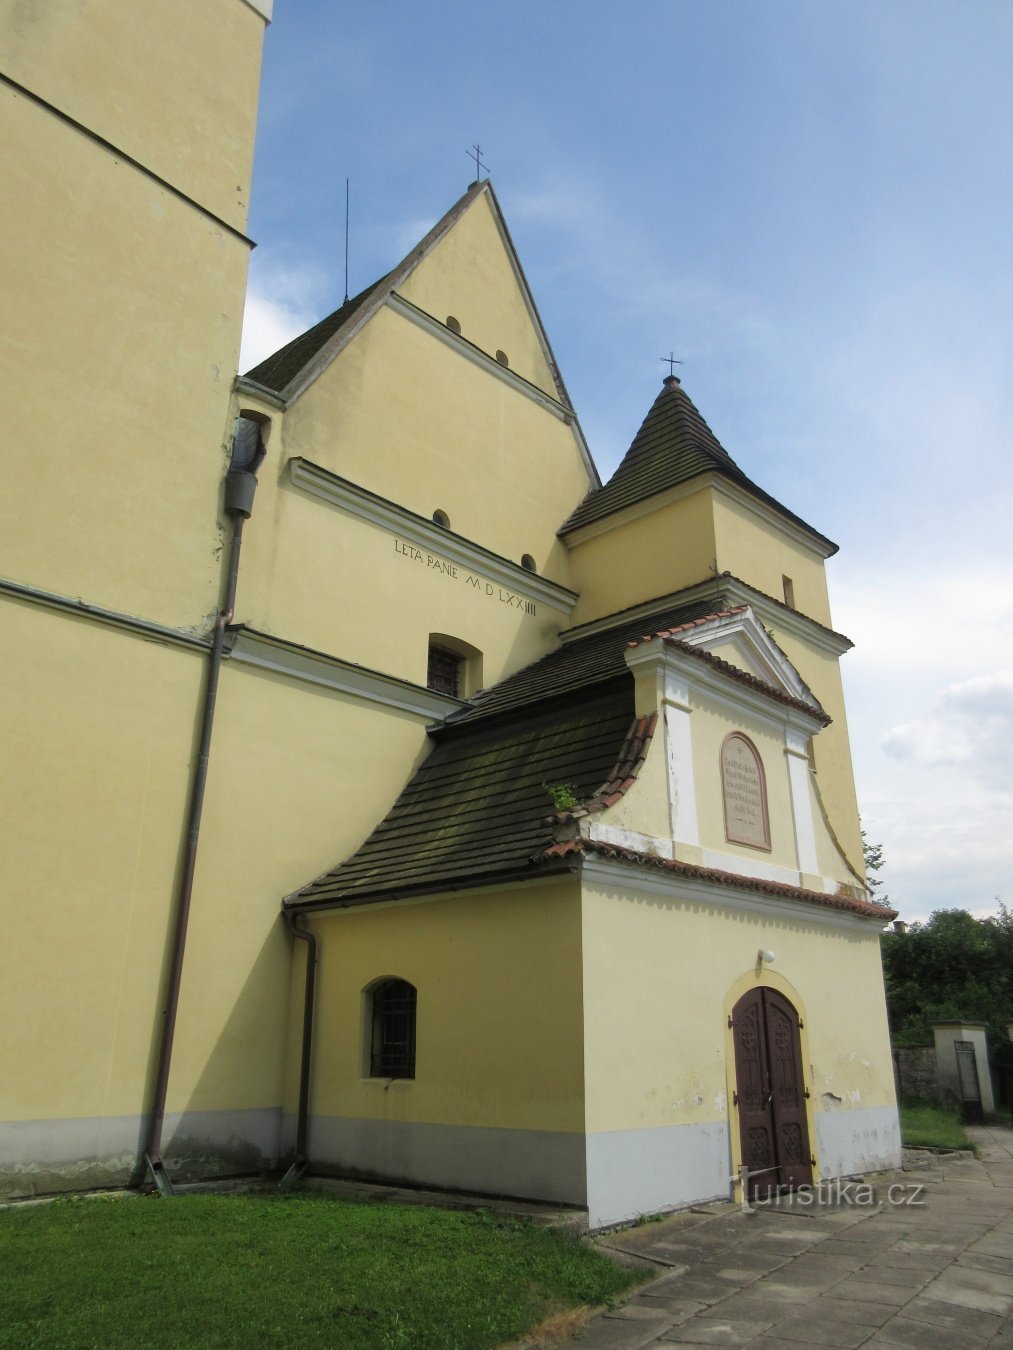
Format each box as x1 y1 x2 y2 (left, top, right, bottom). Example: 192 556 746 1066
559 376 836 552
286 685 635 909
243 277 389 394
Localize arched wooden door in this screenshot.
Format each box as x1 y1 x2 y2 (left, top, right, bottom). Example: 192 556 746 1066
731 987 813 1199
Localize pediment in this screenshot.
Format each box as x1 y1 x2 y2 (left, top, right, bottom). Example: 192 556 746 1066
625 606 825 721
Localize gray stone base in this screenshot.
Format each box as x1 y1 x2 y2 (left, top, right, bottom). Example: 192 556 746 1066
308 1114 588 1207
0 1108 282 1200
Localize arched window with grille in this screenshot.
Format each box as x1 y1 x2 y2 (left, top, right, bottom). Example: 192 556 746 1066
369 978 416 1079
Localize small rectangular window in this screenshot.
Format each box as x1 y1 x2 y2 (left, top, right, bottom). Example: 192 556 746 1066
427 644 461 697
370 979 416 1079
782 576 795 609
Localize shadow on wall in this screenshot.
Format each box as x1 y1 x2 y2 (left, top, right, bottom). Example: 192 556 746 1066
157 920 292 1183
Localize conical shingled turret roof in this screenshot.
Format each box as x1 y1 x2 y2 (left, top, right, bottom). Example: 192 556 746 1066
560 376 834 551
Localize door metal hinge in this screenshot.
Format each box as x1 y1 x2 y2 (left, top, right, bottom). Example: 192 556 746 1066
732 1090 739 1106
727 1015 734 1028
804 1089 811 1100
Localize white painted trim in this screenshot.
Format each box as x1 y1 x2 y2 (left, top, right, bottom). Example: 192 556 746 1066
664 702 699 847
674 608 820 710
226 628 464 720
288 458 579 614
700 849 802 887
238 0 273 20
585 821 674 859
559 576 853 659
0 575 210 652
785 738 819 876
386 293 572 423
562 470 835 559
625 638 826 737
579 855 886 932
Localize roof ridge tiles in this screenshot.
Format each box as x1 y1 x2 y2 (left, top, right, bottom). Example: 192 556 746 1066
548 711 658 825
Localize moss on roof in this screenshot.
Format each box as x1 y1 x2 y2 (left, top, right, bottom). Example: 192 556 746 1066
289 686 634 908
243 277 389 394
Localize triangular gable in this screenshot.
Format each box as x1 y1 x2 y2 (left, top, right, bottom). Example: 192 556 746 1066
240 184 596 477
625 606 827 723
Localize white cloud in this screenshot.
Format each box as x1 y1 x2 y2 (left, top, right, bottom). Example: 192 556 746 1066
883 671 1013 783
239 258 327 373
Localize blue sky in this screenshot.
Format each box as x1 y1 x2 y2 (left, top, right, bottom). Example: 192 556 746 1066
242 1 1013 923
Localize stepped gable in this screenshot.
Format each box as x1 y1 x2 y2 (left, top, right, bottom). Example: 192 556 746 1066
560 376 834 551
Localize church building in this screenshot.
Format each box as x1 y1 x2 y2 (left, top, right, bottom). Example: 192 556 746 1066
1 1 899 1229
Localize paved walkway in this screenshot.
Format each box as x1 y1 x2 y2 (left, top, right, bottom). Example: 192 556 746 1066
577 1125 1013 1348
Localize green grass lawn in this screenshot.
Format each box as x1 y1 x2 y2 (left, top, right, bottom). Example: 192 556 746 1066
898 1097 975 1151
0 1192 642 1349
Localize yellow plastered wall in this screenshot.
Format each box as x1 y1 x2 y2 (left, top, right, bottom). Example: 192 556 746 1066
710 495 863 873
0 81 249 626
0 602 201 1123
565 494 718 626
690 699 797 872
239 472 573 692
0 0 265 231
773 632 864 874
164 663 434 1113
397 190 559 397
712 494 834 629
580 876 896 1139
302 882 585 1133
278 305 588 586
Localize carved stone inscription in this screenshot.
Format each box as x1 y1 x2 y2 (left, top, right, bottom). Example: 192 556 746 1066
721 733 771 850
394 540 536 615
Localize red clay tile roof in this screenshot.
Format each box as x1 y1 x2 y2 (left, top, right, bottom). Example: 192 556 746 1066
549 712 657 822
624 625 831 726
538 837 895 922
559 376 836 553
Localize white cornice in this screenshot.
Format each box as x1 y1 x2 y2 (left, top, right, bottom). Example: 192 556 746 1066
559 577 852 659
235 377 286 410
239 0 273 20
0 575 209 652
225 627 464 721
670 607 821 710
579 855 885 932
624 636 827 737
384 294 600 490
562 470 835 560
386 293 569 420
721 579 852 657
288 458 579 614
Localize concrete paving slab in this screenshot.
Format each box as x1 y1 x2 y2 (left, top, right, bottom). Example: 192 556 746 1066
861 1316 993 1349
825 1278 914 1307
659 1316 782 1344
576 1123 1013 1349
918 1273 1011 1317
747 1313 872 1347
899 1293 1006 1337
847 1265 933 1289
784 1296 896 1326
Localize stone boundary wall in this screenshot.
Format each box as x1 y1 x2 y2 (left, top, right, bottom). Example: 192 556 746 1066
892 1045 944 1102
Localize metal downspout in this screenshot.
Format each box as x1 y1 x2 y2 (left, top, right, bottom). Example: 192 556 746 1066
279 912 317 1191
142 424 265 1194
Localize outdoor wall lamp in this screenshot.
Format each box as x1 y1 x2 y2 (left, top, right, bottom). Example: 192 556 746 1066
756 949 776 972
